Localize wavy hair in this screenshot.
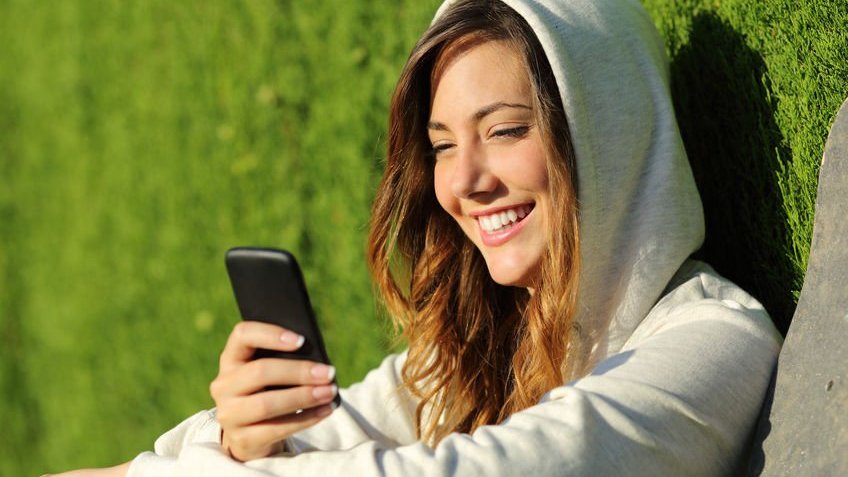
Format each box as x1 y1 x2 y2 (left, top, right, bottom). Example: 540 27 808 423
367 0 584 445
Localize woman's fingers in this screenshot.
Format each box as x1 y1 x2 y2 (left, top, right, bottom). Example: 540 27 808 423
216 385 339 427
219 321 304 371
224 403 335 461
211 358 335 399
211 322 340 461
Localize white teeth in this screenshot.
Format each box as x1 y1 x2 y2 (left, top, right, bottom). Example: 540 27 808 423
478 205 532 233
491 214 502 228
481 216 493 230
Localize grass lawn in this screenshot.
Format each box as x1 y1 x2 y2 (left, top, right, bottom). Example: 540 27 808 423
1 0 845 474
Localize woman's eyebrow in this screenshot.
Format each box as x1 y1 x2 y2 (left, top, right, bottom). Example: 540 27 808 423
473 102 532 121
427 120 448 131
428 102 532 131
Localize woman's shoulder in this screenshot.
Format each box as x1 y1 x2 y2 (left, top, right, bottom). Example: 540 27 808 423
623 259 783 350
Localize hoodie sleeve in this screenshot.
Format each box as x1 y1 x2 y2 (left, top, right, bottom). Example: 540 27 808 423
286 351 419 452
126 352 418 477
127 300 780 477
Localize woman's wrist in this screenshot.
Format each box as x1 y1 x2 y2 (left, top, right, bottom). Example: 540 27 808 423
221 427 291 460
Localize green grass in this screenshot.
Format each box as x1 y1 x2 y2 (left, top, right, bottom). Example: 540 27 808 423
0 1 440 473
1 0 845 475
643 0 848 331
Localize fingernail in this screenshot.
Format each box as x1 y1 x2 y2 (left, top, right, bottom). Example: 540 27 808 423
316 404 333 417
310 364 335 380
312 384 338 400
281 331 305 348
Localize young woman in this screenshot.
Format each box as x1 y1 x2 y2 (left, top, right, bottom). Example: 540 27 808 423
49 0 781 475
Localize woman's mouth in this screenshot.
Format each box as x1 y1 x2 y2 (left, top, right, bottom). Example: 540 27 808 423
476 203 534 246
478 204 533 232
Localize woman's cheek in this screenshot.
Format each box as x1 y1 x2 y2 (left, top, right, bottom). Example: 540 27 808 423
433 162 458 216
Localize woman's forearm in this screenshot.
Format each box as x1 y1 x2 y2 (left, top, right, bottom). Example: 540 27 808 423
43 461 131 477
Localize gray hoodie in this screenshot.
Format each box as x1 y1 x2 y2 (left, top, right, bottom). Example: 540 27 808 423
128 1 781 475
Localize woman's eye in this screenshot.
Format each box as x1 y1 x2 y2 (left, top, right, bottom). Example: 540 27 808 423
431 143 454 156
492 125 530 139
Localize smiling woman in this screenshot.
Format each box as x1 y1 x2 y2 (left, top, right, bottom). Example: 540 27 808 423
370 8 584 444
48 0 781 476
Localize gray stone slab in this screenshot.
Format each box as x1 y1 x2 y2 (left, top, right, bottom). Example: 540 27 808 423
751 96 848 475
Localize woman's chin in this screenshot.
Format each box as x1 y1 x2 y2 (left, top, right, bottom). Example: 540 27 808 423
485 261 538 289
475 231 545 290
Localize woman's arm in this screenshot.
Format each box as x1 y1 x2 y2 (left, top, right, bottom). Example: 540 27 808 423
127 352 417 458
43 461 131 477
127 299 781 477
119 327 417 475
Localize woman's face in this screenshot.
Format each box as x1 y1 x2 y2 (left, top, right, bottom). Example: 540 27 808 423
429 40 549 290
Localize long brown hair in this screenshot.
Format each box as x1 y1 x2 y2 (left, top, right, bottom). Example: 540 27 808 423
367 0 583 445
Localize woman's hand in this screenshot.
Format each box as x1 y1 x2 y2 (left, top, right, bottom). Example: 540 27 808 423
210 321 338 461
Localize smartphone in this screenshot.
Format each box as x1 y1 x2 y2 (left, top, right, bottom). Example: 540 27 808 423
225 247 340 405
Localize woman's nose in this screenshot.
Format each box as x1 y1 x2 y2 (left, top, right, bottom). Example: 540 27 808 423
451 144 498 198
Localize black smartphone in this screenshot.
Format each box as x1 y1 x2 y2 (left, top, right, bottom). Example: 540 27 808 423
225 247 340 404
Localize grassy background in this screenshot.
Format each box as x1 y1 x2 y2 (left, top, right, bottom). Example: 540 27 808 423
1 0 845 474
643 0 848 333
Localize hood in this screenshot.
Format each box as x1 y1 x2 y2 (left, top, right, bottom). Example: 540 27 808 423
434 0 705 362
